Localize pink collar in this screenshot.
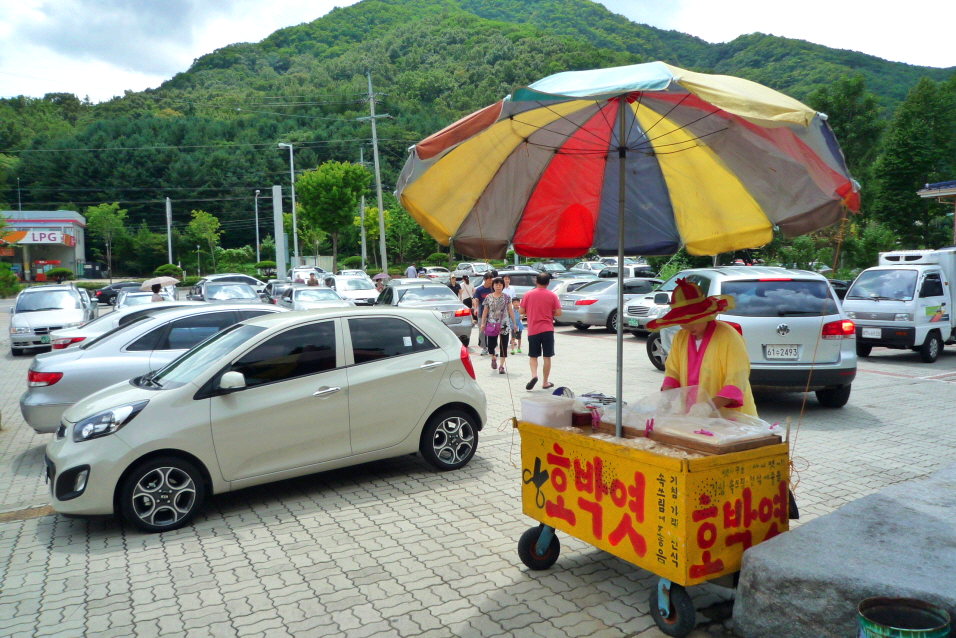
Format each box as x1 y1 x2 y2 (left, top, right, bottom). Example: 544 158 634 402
686 321 717 387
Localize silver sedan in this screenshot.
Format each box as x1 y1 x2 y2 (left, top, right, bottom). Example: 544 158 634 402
49 301 206 350
376 283 473 346
20 304 286 433
558 278 662 332
277 285 353 310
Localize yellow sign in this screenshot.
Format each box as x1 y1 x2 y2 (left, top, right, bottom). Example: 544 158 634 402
519 422 789 586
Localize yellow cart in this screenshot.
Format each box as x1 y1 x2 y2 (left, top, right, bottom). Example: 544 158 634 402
516 421 790 637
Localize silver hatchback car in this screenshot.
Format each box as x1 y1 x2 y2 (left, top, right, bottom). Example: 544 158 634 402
632 267 857 407
558 278 662 332
376 283 473 346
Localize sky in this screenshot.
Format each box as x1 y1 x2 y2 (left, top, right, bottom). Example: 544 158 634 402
1 0 953 103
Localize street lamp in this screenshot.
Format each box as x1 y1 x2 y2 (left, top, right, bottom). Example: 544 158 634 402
196 245 201 277
277 143 299 263
254 189 261 263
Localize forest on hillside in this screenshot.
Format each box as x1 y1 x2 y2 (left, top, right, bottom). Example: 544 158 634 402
1 0 954 277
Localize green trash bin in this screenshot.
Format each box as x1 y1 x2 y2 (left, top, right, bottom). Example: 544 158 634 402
859 598 950 638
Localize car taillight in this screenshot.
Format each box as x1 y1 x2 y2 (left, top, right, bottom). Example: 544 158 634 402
94 290 101 296
724 322 743 335
28 370 63 387
575 299 598 305
454 308 471 317
52 337 85 349
460 345 475 380
822 319 855 340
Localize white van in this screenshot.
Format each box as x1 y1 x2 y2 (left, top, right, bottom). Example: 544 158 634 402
843 248 956 363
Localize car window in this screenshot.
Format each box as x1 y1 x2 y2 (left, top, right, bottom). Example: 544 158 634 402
920 273 944 298
398 287 460 303
720 280 838 317
205 284 257 300
15 290 82 313
377 287 393 305
339 278 373 291
296 289 340 301
509 274 535 287
153 324 266 390
84 315 153 350
238 310 274 321
348 317 436 364
230 321 337 387
282 289 294 301
624 281 654 294
127 324 167 352
118 306 177 327
159 312 239 350
574 280 615 294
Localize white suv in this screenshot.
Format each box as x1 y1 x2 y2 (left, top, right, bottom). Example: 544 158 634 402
627 267 856 407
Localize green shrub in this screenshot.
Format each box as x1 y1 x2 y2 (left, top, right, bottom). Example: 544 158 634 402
388 267 404 276
339 256 363 269
423 252 446 266
181 276 201 287
154 264 184 279
73 281 101 291
0 262 22 298
45 268 75 283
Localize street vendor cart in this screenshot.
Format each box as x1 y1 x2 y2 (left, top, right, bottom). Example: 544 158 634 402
516 421 789 637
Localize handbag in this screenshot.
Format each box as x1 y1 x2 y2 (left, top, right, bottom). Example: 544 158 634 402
484 321 501 337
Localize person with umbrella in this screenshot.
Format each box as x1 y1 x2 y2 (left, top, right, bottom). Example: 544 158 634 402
646 278 757 417
150 284 164 302
140 276 179 302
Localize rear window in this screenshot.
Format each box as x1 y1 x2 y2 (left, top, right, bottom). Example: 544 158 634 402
507 274 535 287
720 280 838 317
574 280 615 294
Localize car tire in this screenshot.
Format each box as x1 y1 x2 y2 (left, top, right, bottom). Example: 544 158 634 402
460 335 470 347
10 347 23 356
920 332 942 363
573 323 590 331
815 384 851 408
856 343 872 357
107 297 116 306
647 332 667 371
119 456 206 533
517 524 561 570
605 310 618 333
419 409 478 471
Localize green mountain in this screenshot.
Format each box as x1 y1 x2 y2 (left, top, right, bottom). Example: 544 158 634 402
2 0 953 268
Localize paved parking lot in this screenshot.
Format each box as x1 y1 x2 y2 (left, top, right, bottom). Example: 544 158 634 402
2 298 956 638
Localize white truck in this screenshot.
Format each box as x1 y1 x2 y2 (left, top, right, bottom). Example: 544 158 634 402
843 248 956 363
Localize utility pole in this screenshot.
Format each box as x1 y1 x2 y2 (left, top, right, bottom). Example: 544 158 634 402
277 143 299 264
358 148 367 271
254 190 261 263
357 71 389 274
272 185 287 281
165 197 173 264
196 245 201 278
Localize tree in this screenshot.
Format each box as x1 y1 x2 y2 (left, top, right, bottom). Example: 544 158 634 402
154 263 184 279
354 205 391 268
186 210 223 273
300 226 328 264
85 202 127 283
260 235 277 261
387 208 425 264
295 161 371 271
45 267 75 283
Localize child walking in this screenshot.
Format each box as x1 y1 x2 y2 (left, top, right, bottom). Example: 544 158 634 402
510 297 524 354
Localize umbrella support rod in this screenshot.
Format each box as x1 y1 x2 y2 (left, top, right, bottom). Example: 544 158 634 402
615 97 626 439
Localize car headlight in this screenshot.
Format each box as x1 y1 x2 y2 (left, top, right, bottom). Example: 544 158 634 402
73 401 148 443
895 313 913 322
844 311 856 319
10 325 31 334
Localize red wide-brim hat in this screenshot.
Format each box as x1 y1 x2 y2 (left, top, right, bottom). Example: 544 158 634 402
646 278 735 331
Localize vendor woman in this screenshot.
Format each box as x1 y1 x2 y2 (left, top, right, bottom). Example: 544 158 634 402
646 278 757 417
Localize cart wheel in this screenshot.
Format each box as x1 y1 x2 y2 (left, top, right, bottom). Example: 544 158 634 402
648 582 696 637
517 525 560 570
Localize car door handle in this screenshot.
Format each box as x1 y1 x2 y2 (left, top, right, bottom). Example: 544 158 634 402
421 361 443 370
313 386 341 398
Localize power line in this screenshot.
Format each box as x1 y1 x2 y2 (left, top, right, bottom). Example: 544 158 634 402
4 138 417 154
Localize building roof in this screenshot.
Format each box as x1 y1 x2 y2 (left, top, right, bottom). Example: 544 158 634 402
1 210 86 227
918 180 956 200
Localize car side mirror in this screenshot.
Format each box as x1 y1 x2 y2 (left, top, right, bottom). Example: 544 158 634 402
258 292 269 300
219 371 246 392
654 292 670 305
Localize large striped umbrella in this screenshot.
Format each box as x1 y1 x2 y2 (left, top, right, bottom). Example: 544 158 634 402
396 61 859 260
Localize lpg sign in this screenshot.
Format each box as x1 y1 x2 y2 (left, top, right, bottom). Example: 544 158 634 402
21 230 63 244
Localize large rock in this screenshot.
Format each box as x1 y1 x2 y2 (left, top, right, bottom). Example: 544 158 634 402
735 464 956 638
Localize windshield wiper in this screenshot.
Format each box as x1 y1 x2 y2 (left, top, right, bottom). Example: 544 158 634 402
140 371 163 388
20 307 67 312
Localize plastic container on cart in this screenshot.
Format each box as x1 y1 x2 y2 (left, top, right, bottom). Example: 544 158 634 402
521 395 573 429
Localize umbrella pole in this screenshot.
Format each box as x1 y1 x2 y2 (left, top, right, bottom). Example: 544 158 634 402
615 97 626 439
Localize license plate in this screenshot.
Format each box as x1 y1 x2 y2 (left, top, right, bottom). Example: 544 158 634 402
562 300 574 307
40 336 50 344
862 327 881 339
627 318 641 327
442 311 453 320
765 345 798 360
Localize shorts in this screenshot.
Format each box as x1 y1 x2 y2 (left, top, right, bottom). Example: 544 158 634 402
527 331 555 358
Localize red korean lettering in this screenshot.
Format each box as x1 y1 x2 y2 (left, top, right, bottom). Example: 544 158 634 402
742 488 759 528
692 506 718 522
547 444 569 493
545 496 576 526
697 522 717 549
723 500 742 529
574 458 593 494
726 530 752 550
758 497 773 523
550 467 567 493
577 497 603 539
628 471 646 521
610 479 627 508
763 523 781 542
546 443 570 468
772 480 788 524
608 514 647 556
593 457 606 502
689 551 724 578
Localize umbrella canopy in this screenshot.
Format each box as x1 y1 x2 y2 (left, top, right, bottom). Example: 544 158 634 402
140 276 179 291
372 272 390 281
397 61 859 260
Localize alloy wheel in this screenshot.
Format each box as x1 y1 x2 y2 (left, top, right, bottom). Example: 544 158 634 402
130 467 197 528
432 416 475 466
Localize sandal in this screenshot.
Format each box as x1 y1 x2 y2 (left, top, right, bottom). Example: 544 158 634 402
491 357 498 370
542 382 555 390
526 377 538 390
499 367 506 375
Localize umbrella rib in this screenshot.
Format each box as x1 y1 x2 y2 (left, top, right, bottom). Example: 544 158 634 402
514 100 612 150
510 118 610 152
623 92 645 150
633 108 725 148
631 93 692 145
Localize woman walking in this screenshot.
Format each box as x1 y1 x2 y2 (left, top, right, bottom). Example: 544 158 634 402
480 277 518 374
459 275 476 325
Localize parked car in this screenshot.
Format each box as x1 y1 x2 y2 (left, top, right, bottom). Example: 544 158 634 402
599 265 657 279
531 262 568 275
188 282 262 304
277 285 352 311
287 267 327 283
635 267 857 407
337 269 370 279
422 266 452 284
569 261 607 275
829 279 850 300
387 278 431 287
452 262 493 279
376 282 473 346
494 269 538 300
9 285 98 356
195 273 267 294
44 307 486 532
558 278 662 332
513 265 536 272
599 257 643 266
262 280 294 304
50 302 207 350
115 290 175 310
21 304 286 433
322 275 378 306
93 281 141 306
547 277 602 295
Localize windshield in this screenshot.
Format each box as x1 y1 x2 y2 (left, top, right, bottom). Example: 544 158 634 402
427 267 449 273
721 280 838 317
122 294 161 307
80 315 153 349
16 290 81 312
296 289 340 301
339 278 373 291
206 284 257 300
472 264 490 273
398 287 460 303
151 324 266 389
846 269 919 301
542 263 566 271
574 280 615 294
